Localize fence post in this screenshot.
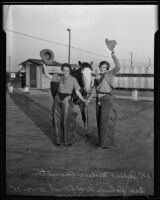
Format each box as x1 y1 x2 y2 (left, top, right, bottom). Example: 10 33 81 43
8 84 13 93
24 85 29 93
132 89 138 101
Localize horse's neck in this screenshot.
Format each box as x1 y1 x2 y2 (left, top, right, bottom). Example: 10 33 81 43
72 67 93 96
82 68 92 92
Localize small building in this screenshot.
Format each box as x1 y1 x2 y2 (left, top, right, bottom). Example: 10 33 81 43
19 59 62 89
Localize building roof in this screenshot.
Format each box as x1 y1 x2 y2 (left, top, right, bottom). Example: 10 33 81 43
18 69 26 73
19 59 61 66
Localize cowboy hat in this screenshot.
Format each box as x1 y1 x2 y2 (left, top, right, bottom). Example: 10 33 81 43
40 49 54 65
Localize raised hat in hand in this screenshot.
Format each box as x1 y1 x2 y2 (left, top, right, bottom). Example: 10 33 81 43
105 38 117 51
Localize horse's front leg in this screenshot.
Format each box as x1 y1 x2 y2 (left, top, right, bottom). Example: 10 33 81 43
79 103 89 136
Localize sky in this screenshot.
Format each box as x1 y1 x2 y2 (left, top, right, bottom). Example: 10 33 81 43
3 5 157 72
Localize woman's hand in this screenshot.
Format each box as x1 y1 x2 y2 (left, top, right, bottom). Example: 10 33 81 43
79 97 87 104
111 51 116 58
86 99 90 105
82 98 88 104
76 90 87 104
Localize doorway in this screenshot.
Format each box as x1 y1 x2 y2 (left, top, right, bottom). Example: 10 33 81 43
30 65 37 88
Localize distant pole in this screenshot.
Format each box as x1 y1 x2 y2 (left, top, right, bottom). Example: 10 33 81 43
148 57 151 67
67 28 71 64
123 59 125 68
129 52 133 67
9 56 11 84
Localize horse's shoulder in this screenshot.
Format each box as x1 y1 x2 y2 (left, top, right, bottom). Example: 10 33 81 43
71 70 80 78
70 75 76 80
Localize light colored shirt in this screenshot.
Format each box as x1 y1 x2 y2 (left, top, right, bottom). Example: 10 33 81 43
51 74 80 94
96 56 120 94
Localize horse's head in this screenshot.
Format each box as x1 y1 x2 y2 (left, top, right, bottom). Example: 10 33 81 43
78 61 94 94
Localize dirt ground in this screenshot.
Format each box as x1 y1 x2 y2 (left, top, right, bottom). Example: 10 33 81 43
6 88 154 197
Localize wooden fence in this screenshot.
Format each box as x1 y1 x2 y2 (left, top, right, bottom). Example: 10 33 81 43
115 67 154 90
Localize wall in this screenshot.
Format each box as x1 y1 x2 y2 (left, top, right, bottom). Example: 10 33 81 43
37 66 42 89
26 63 30 86
41 74 51 89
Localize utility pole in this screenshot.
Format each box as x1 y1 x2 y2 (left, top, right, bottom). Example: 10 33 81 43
9 56 11 84
148 57 151 67
129 52 133 67
123 59 125 68
67 28 71 64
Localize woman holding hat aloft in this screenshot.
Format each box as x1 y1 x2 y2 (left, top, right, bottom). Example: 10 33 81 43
86 51 121 149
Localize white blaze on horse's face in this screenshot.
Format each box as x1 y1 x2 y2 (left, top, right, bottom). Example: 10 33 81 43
82 68 93 93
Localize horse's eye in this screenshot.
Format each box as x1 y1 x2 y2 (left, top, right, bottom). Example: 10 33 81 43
81 68 85 72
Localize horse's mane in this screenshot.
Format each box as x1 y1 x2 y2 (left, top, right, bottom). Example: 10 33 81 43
71 68 82 86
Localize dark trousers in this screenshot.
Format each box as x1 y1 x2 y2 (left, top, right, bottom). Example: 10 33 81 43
96 95 117 147
52 95 76 145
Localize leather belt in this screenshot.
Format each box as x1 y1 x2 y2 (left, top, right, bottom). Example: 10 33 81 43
97 91 112 95
58 93 71 101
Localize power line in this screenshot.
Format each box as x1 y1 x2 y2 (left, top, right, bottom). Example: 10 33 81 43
5 28 113 60
5 28 68 48
5 28 150 66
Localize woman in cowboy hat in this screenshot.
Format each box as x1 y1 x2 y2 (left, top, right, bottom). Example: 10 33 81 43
86 51 121 149
43 62 87 146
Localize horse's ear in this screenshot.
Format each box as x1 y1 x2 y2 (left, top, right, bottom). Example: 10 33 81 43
90 61 93 67
78 61 82 66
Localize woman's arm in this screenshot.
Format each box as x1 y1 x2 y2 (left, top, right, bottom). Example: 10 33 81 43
111 51 121 75
42 63 52 80
73 77 87 103
75 90 87 103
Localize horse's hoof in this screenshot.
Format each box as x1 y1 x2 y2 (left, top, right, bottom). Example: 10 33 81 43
55 143 60 147
85 133 89 137
96 146 104 150
64 143 72 146
84 136 89 142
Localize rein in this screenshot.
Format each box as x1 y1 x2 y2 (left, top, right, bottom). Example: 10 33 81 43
71 62 93 103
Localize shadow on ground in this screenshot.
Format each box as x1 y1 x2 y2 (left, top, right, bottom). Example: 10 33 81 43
9 91 92 145
6 89 154 196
